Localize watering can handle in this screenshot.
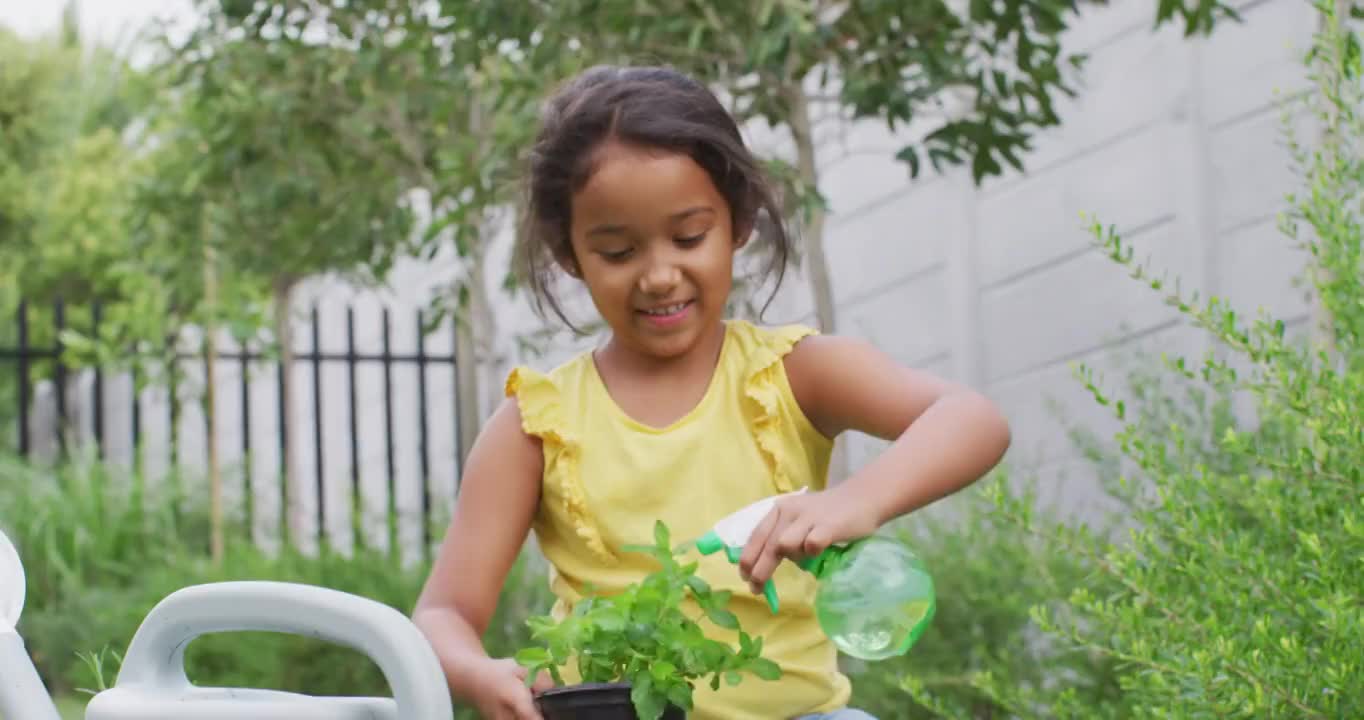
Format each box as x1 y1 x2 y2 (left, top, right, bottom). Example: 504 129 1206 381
113 581 453 719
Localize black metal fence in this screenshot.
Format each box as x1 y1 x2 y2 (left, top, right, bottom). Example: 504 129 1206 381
1 298 463 553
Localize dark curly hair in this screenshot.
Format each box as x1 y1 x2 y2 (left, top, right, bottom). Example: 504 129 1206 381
518 64 792 332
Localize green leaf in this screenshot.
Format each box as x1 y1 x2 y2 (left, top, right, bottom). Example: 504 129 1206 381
631 674 665 720
896 145 921 178
650 661 678 682
593 609 627 633
686 574 711 597
704 606 740 630
747 657 783 681
666 682 693 710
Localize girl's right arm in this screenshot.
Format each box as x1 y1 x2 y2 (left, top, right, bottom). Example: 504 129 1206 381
412 396 549 719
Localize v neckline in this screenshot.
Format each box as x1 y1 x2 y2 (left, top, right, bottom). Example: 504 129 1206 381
587 322 731 434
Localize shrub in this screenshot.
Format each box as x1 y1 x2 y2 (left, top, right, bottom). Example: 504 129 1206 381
0 449 554 719
982 4 1364 716
842 472 1127 720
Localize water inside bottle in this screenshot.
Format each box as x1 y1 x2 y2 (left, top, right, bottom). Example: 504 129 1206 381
813 536 935 660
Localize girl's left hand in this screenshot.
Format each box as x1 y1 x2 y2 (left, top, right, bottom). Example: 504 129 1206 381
736 486 880 595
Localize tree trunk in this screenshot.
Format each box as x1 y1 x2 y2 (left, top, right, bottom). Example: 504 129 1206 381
451 97 502 478
273 276 302 548
473 211 509 419
784 81 851 482
784 81 837 335
454 290 481 476
203 242 223 565
453 229 498 477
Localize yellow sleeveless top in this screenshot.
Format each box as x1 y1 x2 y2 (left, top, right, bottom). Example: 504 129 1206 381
504 319 850 719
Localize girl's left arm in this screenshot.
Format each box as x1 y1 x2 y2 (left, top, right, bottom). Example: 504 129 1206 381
738 334 1011 592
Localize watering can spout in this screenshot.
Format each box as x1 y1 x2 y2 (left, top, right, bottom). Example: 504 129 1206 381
0 527 64 720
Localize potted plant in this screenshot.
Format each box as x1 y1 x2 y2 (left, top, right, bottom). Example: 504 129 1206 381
515 521 782 720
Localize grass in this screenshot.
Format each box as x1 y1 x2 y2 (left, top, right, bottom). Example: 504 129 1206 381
57 695 85 719
0 695 84 720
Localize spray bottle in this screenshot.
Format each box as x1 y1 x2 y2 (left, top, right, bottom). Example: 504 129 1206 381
693 489 936 661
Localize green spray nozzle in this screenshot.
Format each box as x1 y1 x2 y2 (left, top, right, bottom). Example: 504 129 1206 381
692 490 825 614
695 530 778 612
695 528 833 614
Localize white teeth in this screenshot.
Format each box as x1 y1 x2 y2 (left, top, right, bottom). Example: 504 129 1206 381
644 303 688 316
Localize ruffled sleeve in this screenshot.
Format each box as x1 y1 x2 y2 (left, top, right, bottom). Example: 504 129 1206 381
739 324 820 494
505 366 615 564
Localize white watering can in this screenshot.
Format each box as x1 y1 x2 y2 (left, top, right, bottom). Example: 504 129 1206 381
0 528 454 719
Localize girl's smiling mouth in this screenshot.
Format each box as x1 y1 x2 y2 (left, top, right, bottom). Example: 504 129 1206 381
638 300 694 326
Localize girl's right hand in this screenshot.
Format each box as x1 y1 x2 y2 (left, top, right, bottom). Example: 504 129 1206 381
468 656 554 720
411 397 552 719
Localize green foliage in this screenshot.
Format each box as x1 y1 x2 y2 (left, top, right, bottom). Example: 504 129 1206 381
0 16 270 414
843 475 1127 719
0 451 553 719
978 4 1364 716
0 21 146 273
177 0 553 319
510 0 1236 184
144 26 418 292
0 450 214 693
515 521 781 720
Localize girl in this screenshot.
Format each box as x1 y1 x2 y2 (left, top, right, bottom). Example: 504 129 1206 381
412 65 1012 720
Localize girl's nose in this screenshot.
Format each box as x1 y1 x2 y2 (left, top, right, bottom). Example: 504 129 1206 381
638 256 682 297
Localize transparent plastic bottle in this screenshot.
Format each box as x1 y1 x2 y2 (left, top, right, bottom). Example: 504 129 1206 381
799 535 936 660
694 490 936 661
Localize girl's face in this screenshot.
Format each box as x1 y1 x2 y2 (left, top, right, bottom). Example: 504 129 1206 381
567 139 743 361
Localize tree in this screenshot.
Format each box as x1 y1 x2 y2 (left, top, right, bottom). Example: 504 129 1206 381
501 0 1240 334
0 10 210 456
176 0 570 464
140 19 418 552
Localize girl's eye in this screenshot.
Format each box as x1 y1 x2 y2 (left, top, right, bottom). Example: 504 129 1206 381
598 248 633 262
676 232 706 247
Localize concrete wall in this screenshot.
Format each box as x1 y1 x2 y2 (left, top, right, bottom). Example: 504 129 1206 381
775 0 1321 513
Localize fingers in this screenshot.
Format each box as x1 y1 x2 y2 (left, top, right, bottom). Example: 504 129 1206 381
508 689 544 720
803 524 834 556
753 518 813 590
531 669 555 694
495 678 544 720
501 660 545 719
738 503 781 585
739 501 822 593
476 658 546 720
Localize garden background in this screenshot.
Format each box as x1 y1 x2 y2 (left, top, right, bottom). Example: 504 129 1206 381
1 0 1358 717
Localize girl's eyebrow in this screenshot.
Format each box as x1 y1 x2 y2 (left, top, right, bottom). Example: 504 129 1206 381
586 223 628 237
671 206 714 221
586 206 714 238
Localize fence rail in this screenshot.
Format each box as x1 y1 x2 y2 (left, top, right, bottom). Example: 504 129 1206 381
2 298 463 558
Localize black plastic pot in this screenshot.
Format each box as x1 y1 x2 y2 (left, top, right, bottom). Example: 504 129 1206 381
534 682 685 720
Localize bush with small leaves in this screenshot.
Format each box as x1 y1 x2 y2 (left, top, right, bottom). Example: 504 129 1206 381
976 5 1364 717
